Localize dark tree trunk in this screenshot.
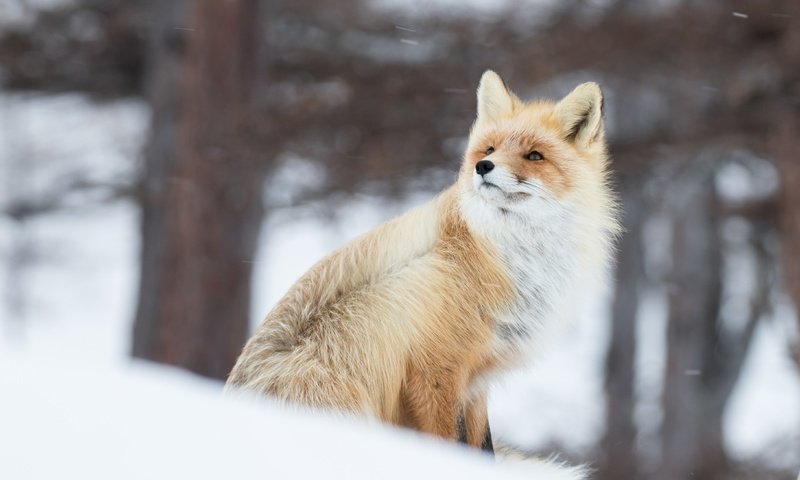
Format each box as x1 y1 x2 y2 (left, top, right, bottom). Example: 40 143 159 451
598 174 644 480
777 114 800 370
656 164 770 480
657 174 724 480
132 0 266 379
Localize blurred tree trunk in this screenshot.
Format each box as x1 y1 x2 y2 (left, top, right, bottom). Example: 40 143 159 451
598 174 644 480
657 168 769 480
132 0 266 379
777 114 800 369
658 175 724 480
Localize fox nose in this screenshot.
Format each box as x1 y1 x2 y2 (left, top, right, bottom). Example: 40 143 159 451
475 160 495 176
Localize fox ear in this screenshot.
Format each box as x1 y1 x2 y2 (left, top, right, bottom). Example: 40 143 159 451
477 70 516 122
554 82 604 148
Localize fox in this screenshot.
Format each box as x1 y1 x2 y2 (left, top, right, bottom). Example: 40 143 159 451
226 71 619 458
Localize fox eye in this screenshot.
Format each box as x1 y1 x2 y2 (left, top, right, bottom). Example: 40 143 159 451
485 146 495 155
525 151 544 161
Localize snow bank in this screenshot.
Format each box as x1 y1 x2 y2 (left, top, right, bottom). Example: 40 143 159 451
0 353 537 480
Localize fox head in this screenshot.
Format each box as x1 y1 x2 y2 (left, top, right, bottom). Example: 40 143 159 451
459 70 611 222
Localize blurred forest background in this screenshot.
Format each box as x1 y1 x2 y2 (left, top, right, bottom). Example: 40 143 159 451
1 0 799 479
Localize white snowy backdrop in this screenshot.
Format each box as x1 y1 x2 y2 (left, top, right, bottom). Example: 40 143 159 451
1 93 798 472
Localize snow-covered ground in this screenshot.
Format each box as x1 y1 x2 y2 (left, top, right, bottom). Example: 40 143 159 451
0 92 799 472
0 351 555 480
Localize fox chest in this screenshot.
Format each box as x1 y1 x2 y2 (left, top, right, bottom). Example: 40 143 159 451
491 227 579 352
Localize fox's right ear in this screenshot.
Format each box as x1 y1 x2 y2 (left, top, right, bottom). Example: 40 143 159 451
554 82 604 149
477 70 516 122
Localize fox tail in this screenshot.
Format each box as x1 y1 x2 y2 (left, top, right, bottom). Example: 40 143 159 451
495 443 590 480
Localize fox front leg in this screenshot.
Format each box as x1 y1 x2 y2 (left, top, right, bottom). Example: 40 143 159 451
401 365 465 441
480 421 494 454
458 393 494 454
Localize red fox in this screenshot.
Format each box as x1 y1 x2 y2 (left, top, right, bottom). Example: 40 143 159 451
226 71 619 454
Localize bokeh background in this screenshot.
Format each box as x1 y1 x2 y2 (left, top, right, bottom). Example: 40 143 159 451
1 1 799 479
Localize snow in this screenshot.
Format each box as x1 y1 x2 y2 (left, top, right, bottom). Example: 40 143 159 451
0 202 138 361
0 92 144 362
714 154 778 205
369 0 557 21
1 92 799 473
0 352 533 480
0 0 77 29
725 307 800 466
0 93 145 208
634 287 668 467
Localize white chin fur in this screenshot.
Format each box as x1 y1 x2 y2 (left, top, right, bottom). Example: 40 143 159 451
472 171 520 207
474 181 511 206
469 170 564 219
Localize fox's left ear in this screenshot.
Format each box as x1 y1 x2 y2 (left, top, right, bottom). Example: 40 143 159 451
554 82 604 149
477 70 517 122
